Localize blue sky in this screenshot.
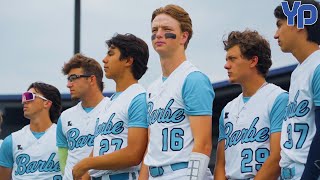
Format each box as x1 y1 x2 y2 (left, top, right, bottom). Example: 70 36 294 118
0 0 297 94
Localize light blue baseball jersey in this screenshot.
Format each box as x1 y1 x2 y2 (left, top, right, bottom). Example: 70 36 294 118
90 84 147 177
280 50 320 172
56 97 109 180
218 83 288 179
0 124 62 179
144 61 215 167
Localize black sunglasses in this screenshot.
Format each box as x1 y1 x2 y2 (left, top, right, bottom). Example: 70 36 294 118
67 74 92 82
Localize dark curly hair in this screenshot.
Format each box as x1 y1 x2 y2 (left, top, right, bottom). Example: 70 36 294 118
223 30 272 78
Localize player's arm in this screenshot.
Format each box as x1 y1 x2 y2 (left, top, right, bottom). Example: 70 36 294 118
73 127 148 178
0 135 14 180
214 140 227 180
183 72 215 180
58 147 68 174
254 92 288 180
189 116 212 156
0 167 11 180
188 115 212 180
214 109 227 180
301 65 320 179
139 162 149 180
56 117 69 174
72 93 148 179
138 129 150 180
80 151 93 180
254 132 281 180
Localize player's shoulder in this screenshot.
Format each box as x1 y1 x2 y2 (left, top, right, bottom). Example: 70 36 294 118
129 83 146 94
186 71 210 80
312 64 320 81
183 71 211 89
2 134 12 143
147 77 162 91
265 84 287 100
225 93 242 109
61 101 82 116
11 125 30 138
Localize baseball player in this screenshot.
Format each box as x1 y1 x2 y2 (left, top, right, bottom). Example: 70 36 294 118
274 0 320 179
214 30 288 180
56 54 109 179
139 4 215 180
0 82 63 179
72 33 149 180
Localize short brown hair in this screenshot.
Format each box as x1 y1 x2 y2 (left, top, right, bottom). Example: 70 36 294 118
151 4 193 49
223 30 272 78
62 53 104 92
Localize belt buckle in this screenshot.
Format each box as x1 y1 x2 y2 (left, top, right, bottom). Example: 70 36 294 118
149 166 164 177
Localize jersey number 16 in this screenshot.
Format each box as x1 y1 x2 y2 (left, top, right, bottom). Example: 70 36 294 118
162 128 184 151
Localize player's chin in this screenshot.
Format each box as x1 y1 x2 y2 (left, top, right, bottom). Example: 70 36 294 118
105 73 113 80
228 77 236 84
154 47 167 54
23 112 31 120
71 94 80 101
280 47 291 53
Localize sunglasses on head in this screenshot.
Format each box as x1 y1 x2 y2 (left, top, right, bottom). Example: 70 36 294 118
22 92 49 104
67 74 92 82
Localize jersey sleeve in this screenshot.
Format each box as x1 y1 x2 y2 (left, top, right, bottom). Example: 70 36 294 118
128 93 148 128
312 64 320 106
56 117 68 148
0 135 14 168
269 92 289 133
182 71 215 116
218 109 226 142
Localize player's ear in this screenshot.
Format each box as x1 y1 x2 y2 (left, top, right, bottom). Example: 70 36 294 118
88 75 97 85
44 100 52 109
180 31 189 46
125 57 134 67
249 56 258 68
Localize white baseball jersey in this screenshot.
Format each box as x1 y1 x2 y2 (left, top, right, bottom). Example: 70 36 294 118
11 124 62 180
221 84 286 179
90 84 146 177
280 50 320 168
144 61 199 167
57 97 109 180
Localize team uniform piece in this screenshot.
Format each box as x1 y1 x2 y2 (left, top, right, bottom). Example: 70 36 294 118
280 51 320 179
89 84 147 179
56 97 109 180
0 124 62 180
144 61 214 179
219 83 287 180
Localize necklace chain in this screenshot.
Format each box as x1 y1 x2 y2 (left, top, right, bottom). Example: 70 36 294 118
236 82 268 120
